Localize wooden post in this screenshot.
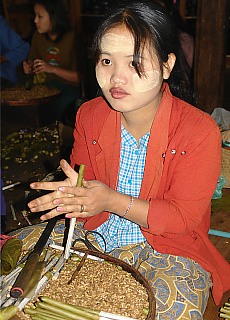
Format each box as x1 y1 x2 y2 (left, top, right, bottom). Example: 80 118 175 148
194 0 228 113
69 0 81 33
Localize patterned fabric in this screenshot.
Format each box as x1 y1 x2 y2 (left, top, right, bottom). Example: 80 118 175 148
95 125 149 252
110 242 212 320
9 221 211 319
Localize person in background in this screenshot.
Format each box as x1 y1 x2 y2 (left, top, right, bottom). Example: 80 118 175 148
23 0 86 122
23 1 230 318
155 0 195 71
0 15 30 86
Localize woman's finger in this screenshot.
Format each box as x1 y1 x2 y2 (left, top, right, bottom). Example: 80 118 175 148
40 208 64 221
28 190 66 212
30 180 67 191
59 159 78 185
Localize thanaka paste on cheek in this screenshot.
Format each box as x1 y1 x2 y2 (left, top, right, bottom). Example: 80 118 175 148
96 65 106 88
132 70 160 92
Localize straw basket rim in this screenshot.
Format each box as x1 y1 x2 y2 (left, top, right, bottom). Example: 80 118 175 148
221 129 230 188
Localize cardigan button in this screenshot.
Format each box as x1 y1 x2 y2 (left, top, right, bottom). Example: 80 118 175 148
171 149 176 154
92 140 97 145
181 151 186 155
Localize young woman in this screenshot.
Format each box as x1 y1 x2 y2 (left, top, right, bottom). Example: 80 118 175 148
27 1 230 318
23 0 85 122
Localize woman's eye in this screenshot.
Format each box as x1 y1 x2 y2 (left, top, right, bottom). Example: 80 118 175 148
102 59 111 65
130 61 140 68
130 61 135 68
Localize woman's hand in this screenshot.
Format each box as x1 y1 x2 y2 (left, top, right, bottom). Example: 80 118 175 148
33 59 55 74
48 179 115 220
28 159 78 219
23 60 33 74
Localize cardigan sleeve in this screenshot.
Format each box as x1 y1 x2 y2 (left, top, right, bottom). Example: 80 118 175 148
70 105 96 181
143 119 222 236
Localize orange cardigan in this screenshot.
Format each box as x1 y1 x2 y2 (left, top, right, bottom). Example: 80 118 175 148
70 84 230 305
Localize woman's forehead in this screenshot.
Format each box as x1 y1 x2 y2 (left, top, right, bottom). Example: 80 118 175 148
100 31 134 54
99 26 155 58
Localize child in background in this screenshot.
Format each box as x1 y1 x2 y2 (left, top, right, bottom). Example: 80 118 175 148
23 0 86 122
26 1 230 318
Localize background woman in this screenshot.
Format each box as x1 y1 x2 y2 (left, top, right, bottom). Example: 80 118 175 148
23 0 86 123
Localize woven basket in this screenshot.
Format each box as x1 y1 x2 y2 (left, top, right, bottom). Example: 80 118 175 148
72 247 156 320
220 130 230 188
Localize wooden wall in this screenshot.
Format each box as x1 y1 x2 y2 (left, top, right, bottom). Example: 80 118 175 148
194 0 229 113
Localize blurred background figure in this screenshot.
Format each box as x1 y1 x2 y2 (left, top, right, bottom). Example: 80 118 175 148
155 0 195 72
23 0 86 124
0 14 30 87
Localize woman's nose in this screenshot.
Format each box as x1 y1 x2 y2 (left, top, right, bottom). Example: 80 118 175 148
110 68 127 85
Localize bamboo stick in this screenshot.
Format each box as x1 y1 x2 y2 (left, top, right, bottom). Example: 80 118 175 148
0 277 17 306
3 263 25 285
0 305 19 320
34 301 98 320
64 164 85 260
1 296 17 309
50 244 103 262
220 307 230 315
219 313 230 319
24 306 68 319
67 253 87 284
39 296 139 320
42 255 60 275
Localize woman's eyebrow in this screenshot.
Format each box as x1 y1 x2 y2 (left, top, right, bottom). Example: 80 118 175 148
133 54 146 60
99 52 146 60
100 51 112 55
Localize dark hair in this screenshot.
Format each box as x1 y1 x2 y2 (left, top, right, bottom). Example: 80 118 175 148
33 0 70 42
92 0 195 105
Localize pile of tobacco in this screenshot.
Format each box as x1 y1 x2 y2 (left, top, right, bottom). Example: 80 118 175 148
1 125 60 186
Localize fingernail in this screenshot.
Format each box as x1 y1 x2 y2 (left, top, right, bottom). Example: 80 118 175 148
56 207 63 212
65 214 70 218
53 199 59 205
58 187 64 192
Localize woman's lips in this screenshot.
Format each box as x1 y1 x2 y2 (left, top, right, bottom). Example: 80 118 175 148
109 88 129 99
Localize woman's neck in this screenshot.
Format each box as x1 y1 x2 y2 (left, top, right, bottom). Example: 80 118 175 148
121 92 162 141
48 33 58 41
121 106 157 141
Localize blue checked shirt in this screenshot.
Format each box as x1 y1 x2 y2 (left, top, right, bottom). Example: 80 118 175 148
95 125 150 253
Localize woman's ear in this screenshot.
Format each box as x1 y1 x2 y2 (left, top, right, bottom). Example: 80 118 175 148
163 53 176 79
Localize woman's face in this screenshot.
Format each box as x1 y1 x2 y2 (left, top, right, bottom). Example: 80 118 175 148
34 4 52 34
95 25 173 115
